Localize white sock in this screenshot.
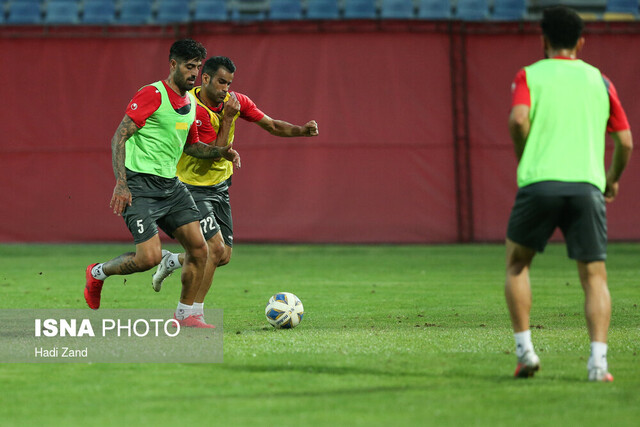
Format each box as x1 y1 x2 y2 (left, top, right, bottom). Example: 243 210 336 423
514 330 534 358
175 302 193 320
193 302 204 315
166 253 182 271
91 263 108 280
589 342 608 371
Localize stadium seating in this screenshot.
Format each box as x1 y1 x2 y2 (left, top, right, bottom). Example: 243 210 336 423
380 0 414 19
44 0 79 24
117 0 153 25
343 0 377 19
306 0 340 19
417 0 451 19
605 0 638 13
155 0 192 24
604 0 638 19
193 0 229 21
492 0 526 20
454 0 489 21
269 0 302 20
230 0 267 21
82 0 116 24
7 2 43 24
2 0 630 26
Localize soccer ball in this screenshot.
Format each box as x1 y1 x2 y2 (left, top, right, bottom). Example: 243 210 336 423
265 292 304 329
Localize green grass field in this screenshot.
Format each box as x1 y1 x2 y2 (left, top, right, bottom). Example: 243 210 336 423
0 243 638 426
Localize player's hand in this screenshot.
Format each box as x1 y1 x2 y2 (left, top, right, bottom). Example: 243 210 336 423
110 181 132 216
303 120 319 136
223 93 240 121
220 144 241 169
604 179 619 203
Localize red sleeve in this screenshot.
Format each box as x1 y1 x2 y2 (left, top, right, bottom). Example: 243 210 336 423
195 105 217 144
233 92 265 122
511 68 530 107
185 120 199 145
126 86 161 127
602 74 630 133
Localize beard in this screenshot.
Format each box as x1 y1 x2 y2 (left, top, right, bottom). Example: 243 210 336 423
175 72 195 92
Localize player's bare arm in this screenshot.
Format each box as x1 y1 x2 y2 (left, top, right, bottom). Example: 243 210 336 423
110 115 140 216
214 93 241 147
508 104 531 160
604 129 633 202
184 141 241 168
256 115 319 137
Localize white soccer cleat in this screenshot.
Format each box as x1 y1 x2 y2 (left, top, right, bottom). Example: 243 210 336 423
588 367 614 382
152 249 174 292
514 350 540 378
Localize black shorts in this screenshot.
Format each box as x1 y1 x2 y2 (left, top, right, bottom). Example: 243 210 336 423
506 181 607 262
185 178 234 247
122 170 201 244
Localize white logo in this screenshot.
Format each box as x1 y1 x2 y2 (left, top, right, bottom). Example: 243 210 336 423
196 119 202 127
131 103 138 110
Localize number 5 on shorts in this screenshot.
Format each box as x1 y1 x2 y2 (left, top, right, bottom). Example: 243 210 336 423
136 219 144 234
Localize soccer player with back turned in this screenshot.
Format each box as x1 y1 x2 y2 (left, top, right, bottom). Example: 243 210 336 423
84 40 240 328
505 6 633 381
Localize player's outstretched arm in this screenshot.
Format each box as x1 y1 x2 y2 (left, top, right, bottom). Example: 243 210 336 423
110 115 139 216
184 142 241 168
604 129 633 203
256 115 319 137
508 105 530 161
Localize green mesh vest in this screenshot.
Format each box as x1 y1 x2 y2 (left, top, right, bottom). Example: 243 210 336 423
518 59 610 191
125 81 197 179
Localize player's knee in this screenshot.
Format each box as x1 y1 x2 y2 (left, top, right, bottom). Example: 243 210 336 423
218 248 232 266
207 239 225 263
188 240 209 264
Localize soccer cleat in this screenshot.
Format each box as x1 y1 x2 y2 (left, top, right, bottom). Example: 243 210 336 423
588 367 614 382
171 314 215 329
514 350 540 378
84 263 104 310
152 249 174 292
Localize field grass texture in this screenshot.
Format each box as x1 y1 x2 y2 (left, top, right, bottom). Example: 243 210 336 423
0 243 638 426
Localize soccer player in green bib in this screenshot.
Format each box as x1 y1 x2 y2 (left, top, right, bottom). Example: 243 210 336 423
84 40 241 329
505 6 633 381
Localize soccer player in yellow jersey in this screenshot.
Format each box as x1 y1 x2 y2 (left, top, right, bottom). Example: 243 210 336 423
152 56 319 322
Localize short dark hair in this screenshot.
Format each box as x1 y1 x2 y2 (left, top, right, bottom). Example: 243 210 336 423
541 6 584 49
202 56 237 77
169 39 207 63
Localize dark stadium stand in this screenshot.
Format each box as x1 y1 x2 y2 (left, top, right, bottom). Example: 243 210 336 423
0 1 637 26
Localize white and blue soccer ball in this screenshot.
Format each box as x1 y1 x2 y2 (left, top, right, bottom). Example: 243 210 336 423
265 292 304 329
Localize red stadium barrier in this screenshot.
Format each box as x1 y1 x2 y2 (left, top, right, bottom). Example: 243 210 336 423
0 21 638 243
